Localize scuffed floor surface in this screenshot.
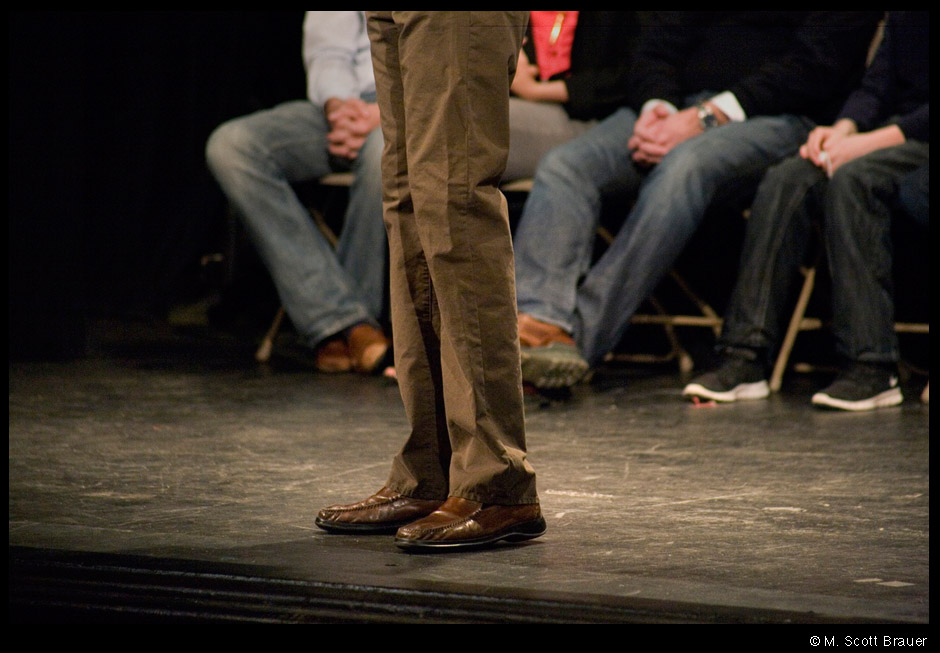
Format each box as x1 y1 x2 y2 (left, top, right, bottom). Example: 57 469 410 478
9 318 929 627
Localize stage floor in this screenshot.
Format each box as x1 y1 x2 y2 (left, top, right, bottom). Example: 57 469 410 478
9 318 929 627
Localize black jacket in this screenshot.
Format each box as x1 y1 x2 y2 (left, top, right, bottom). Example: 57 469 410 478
629 11 883 125
838 11 929 142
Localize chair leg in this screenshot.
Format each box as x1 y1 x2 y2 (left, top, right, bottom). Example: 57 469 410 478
646 295 695 373
256 306 286 363
668 270 722 338
769 265 816 392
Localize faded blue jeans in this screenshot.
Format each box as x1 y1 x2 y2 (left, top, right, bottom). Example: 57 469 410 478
514 105 811 365
206 99 386 348
720 142 930 366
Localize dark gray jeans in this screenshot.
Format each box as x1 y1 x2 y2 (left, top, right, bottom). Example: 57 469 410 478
720 141 929 365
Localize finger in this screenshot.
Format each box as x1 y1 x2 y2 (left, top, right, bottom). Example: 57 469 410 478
819 150 833 177
636 140 669 158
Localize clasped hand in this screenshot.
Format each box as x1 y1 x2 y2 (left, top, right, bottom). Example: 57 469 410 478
628 105 701 166
326 97 380 160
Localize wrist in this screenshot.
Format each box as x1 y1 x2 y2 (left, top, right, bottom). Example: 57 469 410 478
873 124 906 148
324 97 344 116
834 118 858 136
695 101 722 131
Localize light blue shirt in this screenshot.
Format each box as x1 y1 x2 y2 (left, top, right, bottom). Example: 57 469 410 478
303 11 376 108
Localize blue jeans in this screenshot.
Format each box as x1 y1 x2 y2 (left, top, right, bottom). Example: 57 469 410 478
205 99 386 348
514 105 811 365
721 142 929 365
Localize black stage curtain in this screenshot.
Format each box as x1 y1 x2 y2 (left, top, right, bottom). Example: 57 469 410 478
10 10 305 359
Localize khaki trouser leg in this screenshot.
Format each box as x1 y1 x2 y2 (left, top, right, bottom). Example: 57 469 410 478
368 11 538 505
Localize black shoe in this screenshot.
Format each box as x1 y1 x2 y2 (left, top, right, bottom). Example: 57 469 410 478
683 352 769 403
811 363 903 411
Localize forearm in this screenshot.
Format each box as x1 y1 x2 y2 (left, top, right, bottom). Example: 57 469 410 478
512 77 569 104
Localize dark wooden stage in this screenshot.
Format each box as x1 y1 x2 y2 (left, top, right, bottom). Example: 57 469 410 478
9 317 929 631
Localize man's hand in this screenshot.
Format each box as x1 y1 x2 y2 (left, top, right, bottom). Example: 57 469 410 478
629 104 713 166
325 97 381 160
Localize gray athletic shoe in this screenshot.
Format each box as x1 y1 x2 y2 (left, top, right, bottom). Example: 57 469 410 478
520 342 589 389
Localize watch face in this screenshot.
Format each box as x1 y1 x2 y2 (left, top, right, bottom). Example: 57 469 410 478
697 104 718 130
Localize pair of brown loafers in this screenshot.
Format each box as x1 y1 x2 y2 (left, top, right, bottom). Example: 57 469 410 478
315 487 546 551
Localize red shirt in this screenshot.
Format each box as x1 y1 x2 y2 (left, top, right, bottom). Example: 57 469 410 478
529 11 579 81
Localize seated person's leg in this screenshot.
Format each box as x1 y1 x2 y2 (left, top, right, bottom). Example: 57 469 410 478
812 145 927 411
576 115 810 369
684 156 825 402
206 100 387 373
504 96 596 183
512 107 640 388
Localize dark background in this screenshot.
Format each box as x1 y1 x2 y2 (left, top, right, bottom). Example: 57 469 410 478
9 11 307 360
9 11 927 367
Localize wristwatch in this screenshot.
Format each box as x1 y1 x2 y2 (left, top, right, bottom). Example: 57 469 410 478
696 101 719 131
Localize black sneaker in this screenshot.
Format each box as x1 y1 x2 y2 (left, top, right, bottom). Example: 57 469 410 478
811 363 903 411
682 354 769 402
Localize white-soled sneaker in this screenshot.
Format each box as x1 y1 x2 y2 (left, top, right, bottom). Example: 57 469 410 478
683 355 769 403
811 363 903 412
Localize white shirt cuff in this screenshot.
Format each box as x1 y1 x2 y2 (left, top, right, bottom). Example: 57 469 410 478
708 91 746 122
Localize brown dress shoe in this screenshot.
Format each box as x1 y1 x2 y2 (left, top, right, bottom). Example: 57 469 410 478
518 313 575 348
394 496 546 550
315 487 443 534
347 324 390 374
315 337 352 373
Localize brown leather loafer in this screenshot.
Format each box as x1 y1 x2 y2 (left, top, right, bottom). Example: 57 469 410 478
315 337 352 373
315 487 443 534
394 496 546 551
347 324 390 375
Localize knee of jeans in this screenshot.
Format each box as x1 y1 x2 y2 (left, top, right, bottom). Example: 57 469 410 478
534 143 587 189
205 119 257 176
356 130 385 175
756 156 818 196
829 155 874 184
826 159 870 199
651 142 712 191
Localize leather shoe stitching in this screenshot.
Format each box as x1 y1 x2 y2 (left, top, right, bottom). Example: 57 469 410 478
323 497 398 516
411 518 476 537
411 508 482 536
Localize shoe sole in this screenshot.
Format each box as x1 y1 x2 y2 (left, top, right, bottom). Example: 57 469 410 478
315 516 416 535
520 344 588 389
315 359 353 373
394 517 547 552
811 387 903 412
682 380 769 403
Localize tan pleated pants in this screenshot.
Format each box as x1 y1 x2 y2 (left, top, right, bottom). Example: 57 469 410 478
367 11 538 505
